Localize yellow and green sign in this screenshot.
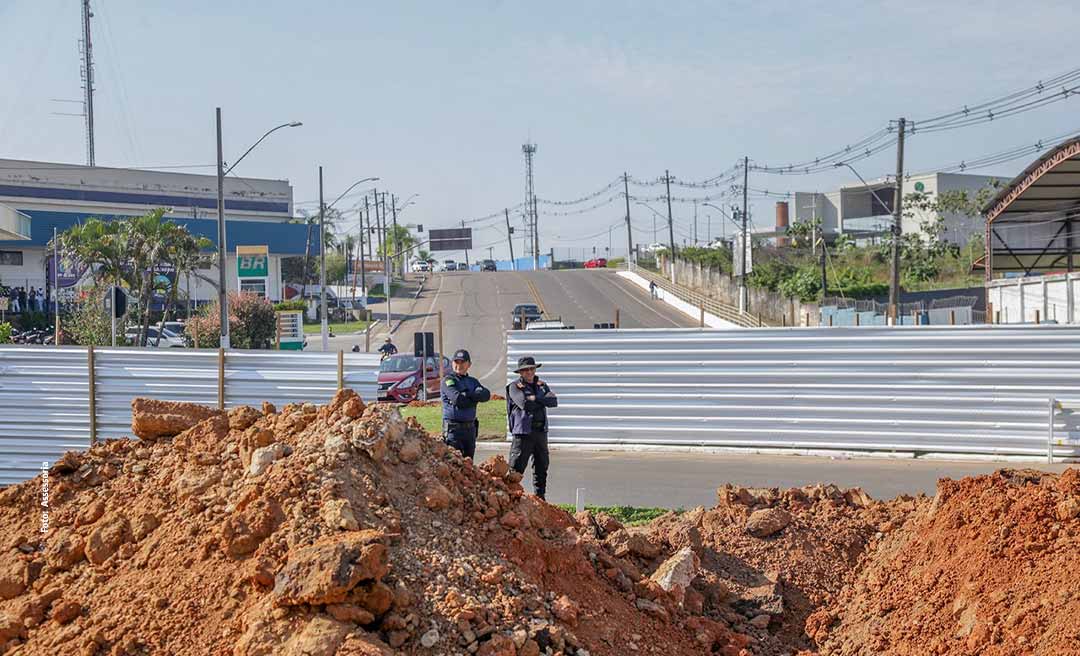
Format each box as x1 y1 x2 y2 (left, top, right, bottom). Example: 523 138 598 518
237 245 269 278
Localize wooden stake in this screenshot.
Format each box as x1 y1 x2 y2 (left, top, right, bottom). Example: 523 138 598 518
218 347 226 410
615 308 620 329
699 304 705 327
337 350 344 390
437 310 445 381
950 310 956 326
88 345 97 445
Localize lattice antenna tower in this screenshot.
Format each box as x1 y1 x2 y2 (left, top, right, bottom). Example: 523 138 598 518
522 142 538 266
79 0 96 166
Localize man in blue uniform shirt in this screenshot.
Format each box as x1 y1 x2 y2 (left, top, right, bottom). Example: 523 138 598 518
506 356 558 500
441 349 491 459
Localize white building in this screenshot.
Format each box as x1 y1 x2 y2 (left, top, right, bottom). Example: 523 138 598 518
0 158 312 303
790 172 1004 245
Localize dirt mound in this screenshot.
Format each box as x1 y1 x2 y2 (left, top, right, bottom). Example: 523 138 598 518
811 468 1080 656
0 393 751 655
626 483 920 655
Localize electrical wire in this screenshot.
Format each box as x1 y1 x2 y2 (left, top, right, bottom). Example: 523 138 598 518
911 67 1080 128
535 176 622 206
911 129 1080 176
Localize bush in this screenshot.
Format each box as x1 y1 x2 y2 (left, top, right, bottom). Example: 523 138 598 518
778 268 821 302
64 285 113 346
0 322 11 344
16 311 50 331
186 292 276 349
273 300 308 313
747 259 796 292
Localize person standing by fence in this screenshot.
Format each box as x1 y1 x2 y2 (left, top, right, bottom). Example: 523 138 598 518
506 356 558 500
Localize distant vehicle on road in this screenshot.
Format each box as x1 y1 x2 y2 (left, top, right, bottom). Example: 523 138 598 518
481 259 497 271
412 260 431 272
584 257 608 268
377 353 450 403
125 326 186 348
643 242 667 253
511 303 543 329
525 319 571 330
443 260 457 272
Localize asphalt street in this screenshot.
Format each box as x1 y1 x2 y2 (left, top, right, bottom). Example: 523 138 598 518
474 442 1070 508
333 269 695 389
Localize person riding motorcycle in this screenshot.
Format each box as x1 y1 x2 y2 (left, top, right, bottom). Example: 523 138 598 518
378 337 398 361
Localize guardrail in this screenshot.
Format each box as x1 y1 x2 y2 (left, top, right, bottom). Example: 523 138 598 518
628 263 765 327
507 325 1080 459
0 346 380 485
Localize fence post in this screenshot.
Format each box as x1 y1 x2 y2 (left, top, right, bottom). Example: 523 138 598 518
615 308 620 329
337 350 345 390
1048 397 1056 464
437 310 445 382
217 347 226 411
986 301 994 324
996 310 1001 324
699 304 705 328
1035 309 1041 325
855 313 860 327
365 309 372 352
756 312 762 327
828 314 833 327
950 310 956 326
87 345 97 446
782 314 787 327
805 312 810 327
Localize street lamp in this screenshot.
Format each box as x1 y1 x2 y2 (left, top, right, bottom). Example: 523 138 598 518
320 171 380 351
702 201 749 309
390 193 420 278
635 201 666 244
216 109 301 349
835 162 899 320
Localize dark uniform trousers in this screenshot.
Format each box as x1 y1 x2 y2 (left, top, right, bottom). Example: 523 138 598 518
509 430 549 499
444 419 479 459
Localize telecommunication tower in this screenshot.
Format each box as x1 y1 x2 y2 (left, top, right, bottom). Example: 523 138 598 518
522 142 538 269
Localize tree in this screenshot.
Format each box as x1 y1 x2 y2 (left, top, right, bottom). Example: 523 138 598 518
378 225 417 273
52 210 213 346
785 218 821 250
293 208 343 297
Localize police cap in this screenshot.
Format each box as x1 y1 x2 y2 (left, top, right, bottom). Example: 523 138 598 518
452 349 471 362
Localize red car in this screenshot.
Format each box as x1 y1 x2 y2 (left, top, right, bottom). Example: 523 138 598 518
584 258 608 268
377 354 450 403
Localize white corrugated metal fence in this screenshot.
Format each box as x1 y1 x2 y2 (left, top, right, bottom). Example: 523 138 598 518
507 325 1080 458
0 346 379 485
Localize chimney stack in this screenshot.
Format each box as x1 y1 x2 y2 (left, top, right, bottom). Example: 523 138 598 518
775 201 790 247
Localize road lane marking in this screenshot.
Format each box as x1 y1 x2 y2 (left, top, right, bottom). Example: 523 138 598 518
598 271 686 327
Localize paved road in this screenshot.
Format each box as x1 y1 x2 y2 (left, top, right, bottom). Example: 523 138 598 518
529 269 698 330
474 443 1071 508
341 269 694 389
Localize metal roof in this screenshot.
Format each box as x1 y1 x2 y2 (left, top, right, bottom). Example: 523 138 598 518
984 136 1080 222
0 209 317 256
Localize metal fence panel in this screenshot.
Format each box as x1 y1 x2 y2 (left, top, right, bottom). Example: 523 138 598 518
0 346 91 485
1 347 380 484
506 325 1080 457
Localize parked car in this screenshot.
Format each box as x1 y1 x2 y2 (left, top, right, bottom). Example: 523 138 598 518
157 321 186 335
481 259 497 272
443 260 458 272
125 326 186 348
377 353 450 403
511 303 543 329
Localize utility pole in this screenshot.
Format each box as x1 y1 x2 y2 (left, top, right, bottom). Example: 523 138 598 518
740 156 749 313
890 118 906 322
462 219 470 269
532 195 540 270
215 108 229 349
623 173 633 265
80 0 96 166
319 166 329 351
664 169 676 278
359 196 368 297
505 209 516 270
391 194 399 278
693 200 698 245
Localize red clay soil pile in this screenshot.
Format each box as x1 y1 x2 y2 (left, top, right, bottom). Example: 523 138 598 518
0 392 752 656
809 468 1080 656
626 483 920 656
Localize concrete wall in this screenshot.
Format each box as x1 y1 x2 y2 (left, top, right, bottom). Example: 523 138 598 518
988 273 1079 324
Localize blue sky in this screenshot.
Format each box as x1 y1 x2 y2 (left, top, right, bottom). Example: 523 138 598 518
1 0 1078 260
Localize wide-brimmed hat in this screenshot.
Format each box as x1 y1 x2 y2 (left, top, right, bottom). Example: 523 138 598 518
514 356 542 372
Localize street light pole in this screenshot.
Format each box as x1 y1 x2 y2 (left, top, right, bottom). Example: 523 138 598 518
215 110 301 349
319 166 328 350
216 108 228 348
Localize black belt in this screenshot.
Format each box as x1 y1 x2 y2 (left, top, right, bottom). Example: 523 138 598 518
445 420 475 427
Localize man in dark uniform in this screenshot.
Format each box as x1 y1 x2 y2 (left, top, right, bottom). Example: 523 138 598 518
441 349 491 459
506 356 558 500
